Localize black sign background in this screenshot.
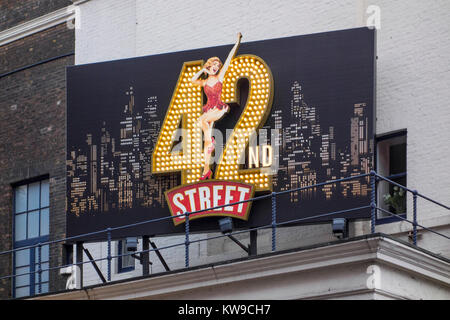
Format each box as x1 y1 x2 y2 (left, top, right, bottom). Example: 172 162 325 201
67 27 376 242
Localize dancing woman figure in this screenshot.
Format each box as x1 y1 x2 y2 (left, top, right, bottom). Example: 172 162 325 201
191 32 242 180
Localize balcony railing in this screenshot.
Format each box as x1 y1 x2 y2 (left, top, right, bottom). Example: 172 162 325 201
0 171 449 298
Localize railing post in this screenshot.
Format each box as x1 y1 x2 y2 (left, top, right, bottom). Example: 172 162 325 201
185 212 190 268
370 171 376 234
413 191 418 246
107 228 111 282
37 243 42 294
249 230 257 256
75 242 84 289
142 235 150 276
271 192 277 252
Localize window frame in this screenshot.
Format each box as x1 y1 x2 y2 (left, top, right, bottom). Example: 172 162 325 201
117 240 135 274
374 130 407 225
11 175 50 298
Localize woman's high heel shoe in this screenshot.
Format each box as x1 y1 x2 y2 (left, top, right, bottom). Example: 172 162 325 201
200 170 212 180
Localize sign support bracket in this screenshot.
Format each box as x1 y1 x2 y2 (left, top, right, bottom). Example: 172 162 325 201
82 245 107 284
227 234 250 255
150 240 170 271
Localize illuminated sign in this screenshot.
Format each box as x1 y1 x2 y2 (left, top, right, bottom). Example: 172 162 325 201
155 34 272 224
66 27 376 241
151 34 274 192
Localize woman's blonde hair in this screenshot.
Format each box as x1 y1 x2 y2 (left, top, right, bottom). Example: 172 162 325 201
204 57 223 72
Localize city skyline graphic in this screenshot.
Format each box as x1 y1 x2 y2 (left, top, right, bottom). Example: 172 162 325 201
67 81 373 218
271 81 373 203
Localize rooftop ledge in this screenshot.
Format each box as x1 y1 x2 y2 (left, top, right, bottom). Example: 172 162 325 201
30 233 450 300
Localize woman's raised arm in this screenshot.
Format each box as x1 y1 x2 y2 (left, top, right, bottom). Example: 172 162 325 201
190 68 206 86
218 32 242 82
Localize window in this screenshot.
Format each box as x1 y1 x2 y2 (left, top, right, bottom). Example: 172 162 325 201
13 177 50 298
376 131 407 224
117 240 135 273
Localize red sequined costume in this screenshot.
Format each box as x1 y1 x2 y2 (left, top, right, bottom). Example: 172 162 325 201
202 81 229 113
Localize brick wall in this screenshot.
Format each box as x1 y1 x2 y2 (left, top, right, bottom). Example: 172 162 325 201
0 22 74 299
0 23 74 74
0 0 72 31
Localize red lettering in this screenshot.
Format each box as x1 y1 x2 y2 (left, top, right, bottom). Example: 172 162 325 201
165 181 255 226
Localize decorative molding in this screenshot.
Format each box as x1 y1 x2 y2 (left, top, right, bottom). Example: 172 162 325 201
0 5 76 47
376 237 450 283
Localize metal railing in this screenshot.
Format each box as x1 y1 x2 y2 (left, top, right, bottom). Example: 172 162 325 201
0 171 449 298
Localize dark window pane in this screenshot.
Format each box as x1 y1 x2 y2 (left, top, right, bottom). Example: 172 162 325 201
15 286 30 298
28 182 40 211
34 245 49 262
376 133 407 220
27 210 40 239
389 143 406 175
15 185 27 213
40 180 49 207
40 208 49 236
15 266 30 287
15 214 27 241
122 241 132 268
118 240 135 272
122 253 134 269
42 269 49 283
392 176 407 188
34 262 49 283
16 274 30 288
15 248 30 267
35 282 49 294
388 182 407 214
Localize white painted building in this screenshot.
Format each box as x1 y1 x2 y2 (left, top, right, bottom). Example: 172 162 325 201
20 0 450 299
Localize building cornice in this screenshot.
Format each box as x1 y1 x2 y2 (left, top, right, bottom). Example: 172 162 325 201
0 5 76 46
376 236 450 283
30 235 450 300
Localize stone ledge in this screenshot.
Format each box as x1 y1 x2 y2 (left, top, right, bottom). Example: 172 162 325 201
0 5 76 46
30 234 450 300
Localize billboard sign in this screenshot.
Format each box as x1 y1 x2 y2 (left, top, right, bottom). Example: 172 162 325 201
66 27 376 241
